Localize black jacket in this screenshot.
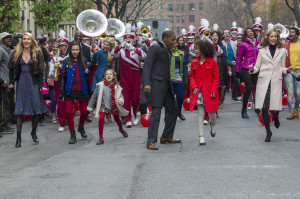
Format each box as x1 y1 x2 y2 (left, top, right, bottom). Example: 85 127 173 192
141 42 176 108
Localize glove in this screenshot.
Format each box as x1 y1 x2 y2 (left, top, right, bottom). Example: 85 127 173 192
122 42 126 48
127 44 135 51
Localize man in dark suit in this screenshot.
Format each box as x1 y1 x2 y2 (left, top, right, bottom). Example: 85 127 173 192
141 31 181 150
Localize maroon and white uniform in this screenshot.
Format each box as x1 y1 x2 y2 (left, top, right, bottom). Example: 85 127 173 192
112 45 146 122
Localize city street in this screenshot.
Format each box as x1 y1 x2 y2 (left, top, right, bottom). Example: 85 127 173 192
1 94 300 199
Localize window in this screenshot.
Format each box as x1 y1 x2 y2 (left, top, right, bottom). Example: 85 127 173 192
181 4 184 11
189 15 195 22
159 4 163 11
181 16 185 23
168 4 174 11
168 16 174 23
177 27 180 34
199 3 203 10
176 4 180 12
189 3 195 11
176 16 180 23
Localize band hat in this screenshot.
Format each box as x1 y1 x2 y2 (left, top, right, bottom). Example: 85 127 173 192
58 38 69 46
252 17 263 31
231 21 238 34
123 33 135 41
0 32 12 41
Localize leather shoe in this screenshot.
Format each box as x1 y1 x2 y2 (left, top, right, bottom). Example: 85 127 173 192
119 129 128 137
147 142 158 150
160 137 181 144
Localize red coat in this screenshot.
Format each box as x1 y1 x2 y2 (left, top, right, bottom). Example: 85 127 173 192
189 57 220 112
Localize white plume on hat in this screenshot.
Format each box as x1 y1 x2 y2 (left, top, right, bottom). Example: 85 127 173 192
147 25 151 31
202 19 209 29
125 23 132 33
200 18 206 26
232 21 237 28
182 28 187 34
189 25 195 32
268 23 274 31
254 17 262 24
213 24 219 31
165 28 170 31
237 28 243 34
137 22 144 29
58 29 66 38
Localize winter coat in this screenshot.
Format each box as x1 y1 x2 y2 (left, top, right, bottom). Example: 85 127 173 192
91 49 108 92
189 57 220 112
250 47 287 110
87 81 129 117
235 37 260 73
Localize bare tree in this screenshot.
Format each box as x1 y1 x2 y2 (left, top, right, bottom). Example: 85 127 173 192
285 0 300 26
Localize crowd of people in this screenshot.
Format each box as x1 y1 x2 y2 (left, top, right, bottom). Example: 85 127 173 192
0 17 299 150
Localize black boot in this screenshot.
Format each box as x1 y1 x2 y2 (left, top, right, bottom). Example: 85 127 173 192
78 125 87 138
177 110 186 121
85 114 92 123
69 131 77 144
0 131 2 138
15 132 21 148
241 108 249 119
31 131 39 143
255 109 261 116
273 111 280 129
265 131 272 142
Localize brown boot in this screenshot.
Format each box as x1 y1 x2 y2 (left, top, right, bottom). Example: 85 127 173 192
287 113 295 120
293 111 299 118
119 129 128 138
147 142 158 150
106 114 112 123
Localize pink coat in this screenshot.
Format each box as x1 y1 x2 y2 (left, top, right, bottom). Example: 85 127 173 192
189 58 220 113
235 37 260 73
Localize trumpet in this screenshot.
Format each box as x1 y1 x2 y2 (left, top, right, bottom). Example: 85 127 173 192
53 63 59 81
203 30 210 38
141 26 150 35
100 32 107 39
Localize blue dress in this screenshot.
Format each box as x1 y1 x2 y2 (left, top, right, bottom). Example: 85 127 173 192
14 58 49 115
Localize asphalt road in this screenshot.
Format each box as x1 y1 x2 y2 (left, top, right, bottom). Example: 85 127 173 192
1 93 300 199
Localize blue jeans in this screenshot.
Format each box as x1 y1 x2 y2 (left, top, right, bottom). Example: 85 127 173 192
231 65 240 98
170 81 184 111
284 70 300 113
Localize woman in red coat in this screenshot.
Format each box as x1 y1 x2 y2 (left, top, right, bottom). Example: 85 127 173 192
190 40 220 145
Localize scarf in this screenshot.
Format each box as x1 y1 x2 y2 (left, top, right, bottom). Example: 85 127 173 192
104 80 117 112
0 43 11 55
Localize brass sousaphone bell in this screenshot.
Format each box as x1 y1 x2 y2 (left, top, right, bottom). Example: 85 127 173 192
105 18 126 38
76 9 108 37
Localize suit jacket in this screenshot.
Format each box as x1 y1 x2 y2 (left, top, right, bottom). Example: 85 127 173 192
250 46 287 110
141 41 175 108
69 41 91 63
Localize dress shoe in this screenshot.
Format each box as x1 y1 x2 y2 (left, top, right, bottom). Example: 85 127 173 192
69 131 77 144
15 133 21 148
96 138 104 145
210 122 216 137
199 136 206 145
265 132 272 142
106 114 112 123
119 129 128 137
78 125 87 138
178 112 186 121
160 137 181 144
147 142 158 150
241 108 249 119
86 114 92 123
204 120 208 125
132 117 139 126
31 132 39 143
126 121 132 128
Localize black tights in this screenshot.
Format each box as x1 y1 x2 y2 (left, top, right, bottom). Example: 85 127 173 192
240 69 258 109
16 115 40 134
262 106 279 134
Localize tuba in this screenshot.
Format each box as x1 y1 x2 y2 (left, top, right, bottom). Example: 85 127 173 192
105 18 125 38
76 9 108 37
141 26 150 36
273 23 289 39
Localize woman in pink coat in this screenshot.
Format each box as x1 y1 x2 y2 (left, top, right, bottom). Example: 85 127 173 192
249 29 294 142
190 40 220 145
236 28 261 119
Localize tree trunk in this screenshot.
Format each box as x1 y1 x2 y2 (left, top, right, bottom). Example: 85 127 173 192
286 0 300 26
243 0 255 23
